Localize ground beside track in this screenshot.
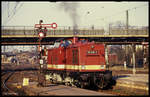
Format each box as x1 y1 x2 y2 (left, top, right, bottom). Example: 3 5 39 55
12 82 114 96
1 65 149 96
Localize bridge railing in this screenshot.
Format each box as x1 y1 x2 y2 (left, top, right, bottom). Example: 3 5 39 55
1 26 149 36
109 26 148 35
1 26 35 35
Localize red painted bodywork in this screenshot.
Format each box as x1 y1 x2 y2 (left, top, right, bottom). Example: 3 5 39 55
66 42 106 72
47 38 106 72
47 47 65 70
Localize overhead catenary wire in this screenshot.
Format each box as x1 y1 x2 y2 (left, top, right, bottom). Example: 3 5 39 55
7 2 23 24
7 2 10 18
13 2 20 16
3 2 24 25
77 3 148 27
99 4 148 21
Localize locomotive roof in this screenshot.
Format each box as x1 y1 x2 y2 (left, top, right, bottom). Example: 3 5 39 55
47 40 104 50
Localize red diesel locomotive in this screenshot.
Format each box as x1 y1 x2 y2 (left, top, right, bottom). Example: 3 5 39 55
41 37 113 89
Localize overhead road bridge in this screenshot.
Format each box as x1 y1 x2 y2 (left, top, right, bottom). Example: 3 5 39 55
1 26 149 45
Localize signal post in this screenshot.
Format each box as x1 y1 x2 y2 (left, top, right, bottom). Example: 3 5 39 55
35 20 57 87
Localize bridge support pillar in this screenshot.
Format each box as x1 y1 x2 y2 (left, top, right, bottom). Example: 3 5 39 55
125 45 129 67
142 42 148 69
105 44 109 69
132 44 136 75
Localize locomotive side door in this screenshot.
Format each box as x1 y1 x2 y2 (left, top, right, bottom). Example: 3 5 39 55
72 48 79 71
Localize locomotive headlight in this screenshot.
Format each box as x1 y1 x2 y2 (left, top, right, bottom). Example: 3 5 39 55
100 65 105 69
81 65 86 69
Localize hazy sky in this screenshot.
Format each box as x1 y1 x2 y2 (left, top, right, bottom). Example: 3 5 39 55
2 1 149 28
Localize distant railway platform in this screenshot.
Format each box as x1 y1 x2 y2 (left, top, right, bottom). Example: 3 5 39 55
109 66 149 91
115 74 148 91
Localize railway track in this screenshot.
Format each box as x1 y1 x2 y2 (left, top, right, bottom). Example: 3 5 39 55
1 70 18 96
1 64 39 96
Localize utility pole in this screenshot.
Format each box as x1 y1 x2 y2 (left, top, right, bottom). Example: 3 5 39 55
125 10 129 68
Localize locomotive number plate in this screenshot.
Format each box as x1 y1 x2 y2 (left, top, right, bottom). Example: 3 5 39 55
87 50 98 55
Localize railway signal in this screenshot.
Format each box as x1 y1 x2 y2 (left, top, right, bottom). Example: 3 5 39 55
51 22 57 29
35 22 57 29
35 20 57 87
38 32 44 38
35 20 58 53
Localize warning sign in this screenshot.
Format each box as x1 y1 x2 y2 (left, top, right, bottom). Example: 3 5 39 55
23 78 29 86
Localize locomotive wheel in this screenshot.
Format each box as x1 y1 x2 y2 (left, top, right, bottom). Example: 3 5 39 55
73 81 79 88
79 82 84 88
78 77 84 88
50 79 54 84
98 77 107 89
65 82 70 86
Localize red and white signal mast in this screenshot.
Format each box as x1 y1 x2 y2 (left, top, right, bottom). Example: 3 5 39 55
35 20 57 86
